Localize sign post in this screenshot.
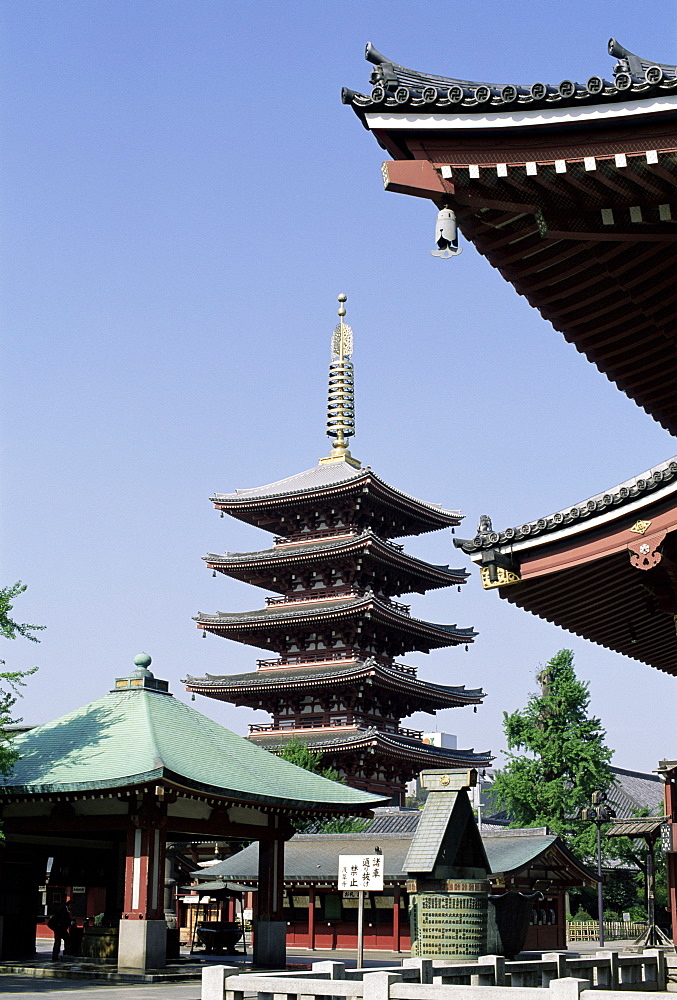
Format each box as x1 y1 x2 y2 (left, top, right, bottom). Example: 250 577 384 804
338 853 383 968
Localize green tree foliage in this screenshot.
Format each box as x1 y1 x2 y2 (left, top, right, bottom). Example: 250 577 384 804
489 649 613 857
276 736 341 782
0 582 41 778
276 737 368 834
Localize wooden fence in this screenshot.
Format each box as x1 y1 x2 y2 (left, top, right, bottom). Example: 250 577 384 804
566 923 646 943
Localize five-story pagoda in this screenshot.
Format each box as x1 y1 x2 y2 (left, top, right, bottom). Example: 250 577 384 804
185 296 491 804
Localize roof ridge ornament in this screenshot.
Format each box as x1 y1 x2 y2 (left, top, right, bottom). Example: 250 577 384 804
320 294 361 469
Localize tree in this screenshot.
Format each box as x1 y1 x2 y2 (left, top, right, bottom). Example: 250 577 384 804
276 736 341 783
0 582 41 778
276 737 368 834
489 649 613 857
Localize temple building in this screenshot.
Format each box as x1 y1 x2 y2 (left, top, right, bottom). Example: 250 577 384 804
194 813 598 954
185 297 491 803
343 37 677 936
0 654 383 968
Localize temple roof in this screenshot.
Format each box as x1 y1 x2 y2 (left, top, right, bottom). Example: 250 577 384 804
0 658 386 813
454 457 677 674
343 39 677 119
211 460 462 537
344 43 677 436
246 725 492 768
204 530 468 593
197 825 596 887
195 593 477 651
183 658 484 709
457 455 677 553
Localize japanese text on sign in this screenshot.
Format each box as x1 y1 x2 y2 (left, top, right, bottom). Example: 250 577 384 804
338 854 383 892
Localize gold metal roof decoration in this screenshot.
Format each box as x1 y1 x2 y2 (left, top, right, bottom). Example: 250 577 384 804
320 294 361 468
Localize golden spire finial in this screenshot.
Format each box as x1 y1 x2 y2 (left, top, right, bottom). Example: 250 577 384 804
319 294 361 468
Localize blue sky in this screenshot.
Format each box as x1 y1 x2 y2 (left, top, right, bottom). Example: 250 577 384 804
3 1 676 774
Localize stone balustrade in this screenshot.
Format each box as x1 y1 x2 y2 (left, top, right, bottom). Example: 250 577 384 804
202 949 667 1000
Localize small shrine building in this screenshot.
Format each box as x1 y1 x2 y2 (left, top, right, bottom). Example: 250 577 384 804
185 298 491 803
0 654 384 968
197 814 597 953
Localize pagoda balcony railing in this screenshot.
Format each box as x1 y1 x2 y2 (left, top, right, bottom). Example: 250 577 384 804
273 526 358 545
263 590 411 614
264 586 356 606
397 727 424 739
389 661 418 677
256 650 362 668
248 721 424 739
382 597 410 614
255 651 418 673
384 540 405 552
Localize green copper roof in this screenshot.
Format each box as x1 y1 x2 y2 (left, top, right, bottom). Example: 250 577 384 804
1 662 386 812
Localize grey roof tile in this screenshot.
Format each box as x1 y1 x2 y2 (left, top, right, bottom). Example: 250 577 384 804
344 39 677 117
458 456 677 553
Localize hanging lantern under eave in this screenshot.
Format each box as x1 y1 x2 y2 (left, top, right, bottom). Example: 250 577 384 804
431 207 462 258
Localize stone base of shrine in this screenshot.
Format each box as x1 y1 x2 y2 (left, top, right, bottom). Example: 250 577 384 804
253 919 286 967
118 919 167 971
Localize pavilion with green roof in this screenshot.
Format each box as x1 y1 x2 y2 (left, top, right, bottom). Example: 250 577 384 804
0 654 385 969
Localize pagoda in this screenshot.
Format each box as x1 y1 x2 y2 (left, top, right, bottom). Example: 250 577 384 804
185 296 491 804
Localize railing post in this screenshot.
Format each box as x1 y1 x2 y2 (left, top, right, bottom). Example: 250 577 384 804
362 971 401 1000
312 961 346 980
595 950 618 989
202 966 239 1000
542 953 568 985
401 957 433 983
643 948 667 990
475 955 505 986
548 977 590 1000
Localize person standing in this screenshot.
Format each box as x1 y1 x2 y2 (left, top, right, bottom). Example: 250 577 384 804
48 898 71 960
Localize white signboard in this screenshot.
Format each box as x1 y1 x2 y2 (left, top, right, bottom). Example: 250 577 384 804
338 854 383 892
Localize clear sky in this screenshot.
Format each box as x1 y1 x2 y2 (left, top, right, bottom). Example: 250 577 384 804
3 0 676 775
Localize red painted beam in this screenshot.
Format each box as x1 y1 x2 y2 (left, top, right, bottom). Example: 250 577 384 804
381 160 449 201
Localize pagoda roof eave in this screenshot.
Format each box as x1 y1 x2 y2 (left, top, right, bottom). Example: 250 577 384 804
211 462 462 533
247 726 493 767
343 38 677 123
203 531 468 588
194 594 477 648
183 660 485 706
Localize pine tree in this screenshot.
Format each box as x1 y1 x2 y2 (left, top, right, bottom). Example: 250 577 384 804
489 649 613 856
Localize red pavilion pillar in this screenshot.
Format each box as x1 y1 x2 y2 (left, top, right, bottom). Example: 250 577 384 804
308 885 316 949
392 884 401 951
664 766 677 945
254 816 289 966
118 794 168 970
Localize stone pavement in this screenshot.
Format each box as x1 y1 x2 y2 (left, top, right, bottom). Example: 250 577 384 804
0 981 201 999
